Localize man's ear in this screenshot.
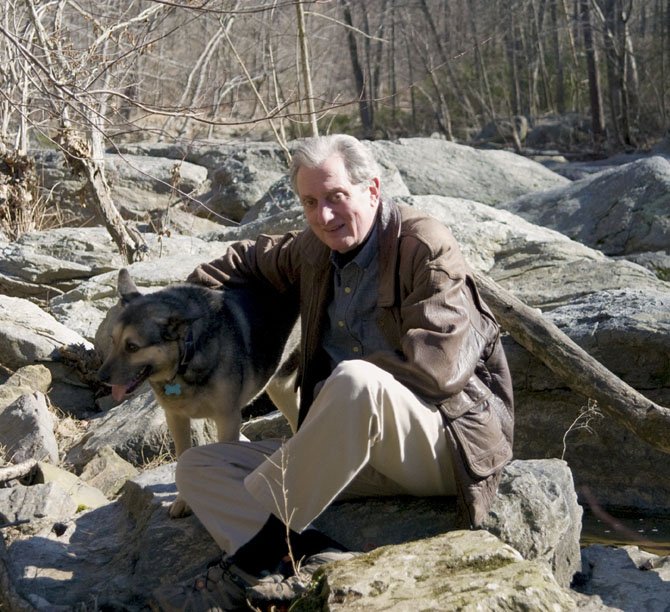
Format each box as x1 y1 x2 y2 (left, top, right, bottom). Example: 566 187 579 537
368 177 381 204
117 268 142 305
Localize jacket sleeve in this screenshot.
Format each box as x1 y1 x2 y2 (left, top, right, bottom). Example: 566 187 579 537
365 226 498 407
187 232 301 293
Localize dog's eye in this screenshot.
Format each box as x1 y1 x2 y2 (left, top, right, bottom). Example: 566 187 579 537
125 341 140 353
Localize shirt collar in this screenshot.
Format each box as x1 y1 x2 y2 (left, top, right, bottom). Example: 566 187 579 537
330 219 379 271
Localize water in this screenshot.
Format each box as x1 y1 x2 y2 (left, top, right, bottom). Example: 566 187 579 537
581 507 670 556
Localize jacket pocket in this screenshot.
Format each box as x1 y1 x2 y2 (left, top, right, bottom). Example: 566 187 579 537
447 394 512 478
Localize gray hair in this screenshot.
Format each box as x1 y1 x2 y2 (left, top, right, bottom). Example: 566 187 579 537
289 134 380 194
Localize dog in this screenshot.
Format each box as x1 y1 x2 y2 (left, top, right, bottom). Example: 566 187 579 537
97 268 299 517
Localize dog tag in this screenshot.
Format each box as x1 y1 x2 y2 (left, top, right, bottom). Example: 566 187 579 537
164 383 182 396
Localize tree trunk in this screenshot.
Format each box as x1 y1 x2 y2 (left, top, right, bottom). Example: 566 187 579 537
341 0 374 138
474 271 670 454
550 0 566 113
580 0 607 149
296 0 319 138
58 126 147 264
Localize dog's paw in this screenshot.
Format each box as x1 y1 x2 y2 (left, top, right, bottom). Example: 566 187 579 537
168 496 192 519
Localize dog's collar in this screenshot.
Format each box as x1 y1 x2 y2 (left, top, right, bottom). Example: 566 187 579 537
179 328 196 371
164 328 195 397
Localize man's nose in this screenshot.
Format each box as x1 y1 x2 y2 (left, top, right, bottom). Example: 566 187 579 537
316 200 334 224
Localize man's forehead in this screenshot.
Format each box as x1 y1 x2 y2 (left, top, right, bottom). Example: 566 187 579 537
296 156 351 191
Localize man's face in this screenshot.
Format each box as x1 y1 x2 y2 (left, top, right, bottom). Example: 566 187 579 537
296 154 380 253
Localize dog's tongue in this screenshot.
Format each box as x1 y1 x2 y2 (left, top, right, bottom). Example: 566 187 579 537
111 384 129 402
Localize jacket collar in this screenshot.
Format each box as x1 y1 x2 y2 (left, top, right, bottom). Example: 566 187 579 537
377 199 401 307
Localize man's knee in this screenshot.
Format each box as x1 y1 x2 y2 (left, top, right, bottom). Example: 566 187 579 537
328 359 389 393
175 446 200 492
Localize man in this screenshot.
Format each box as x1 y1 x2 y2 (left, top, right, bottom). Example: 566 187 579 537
157 134 514 610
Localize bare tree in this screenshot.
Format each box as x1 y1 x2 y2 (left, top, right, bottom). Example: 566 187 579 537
580 0 607 149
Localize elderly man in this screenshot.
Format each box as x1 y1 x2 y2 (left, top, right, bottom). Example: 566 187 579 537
157 134 513 610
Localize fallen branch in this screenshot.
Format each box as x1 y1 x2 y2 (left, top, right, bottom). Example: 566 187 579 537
0 459 37 484
474 271 670 454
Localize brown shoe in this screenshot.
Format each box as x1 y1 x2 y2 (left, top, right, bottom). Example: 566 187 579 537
246 549 360 610
151 556 265 612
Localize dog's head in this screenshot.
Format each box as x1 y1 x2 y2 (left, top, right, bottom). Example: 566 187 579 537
97 269 189 401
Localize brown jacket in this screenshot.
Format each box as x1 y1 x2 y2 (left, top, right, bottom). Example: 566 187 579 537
189 199 514 527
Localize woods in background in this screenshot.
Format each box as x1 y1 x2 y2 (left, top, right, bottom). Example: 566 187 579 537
1 0 668 156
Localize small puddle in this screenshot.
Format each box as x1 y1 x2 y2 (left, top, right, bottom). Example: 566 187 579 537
581 507 670 556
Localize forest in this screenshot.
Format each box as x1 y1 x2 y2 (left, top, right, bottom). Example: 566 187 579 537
1 0 668 156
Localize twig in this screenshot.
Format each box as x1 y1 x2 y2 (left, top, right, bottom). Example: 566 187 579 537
0 459 37 484
0 518 30 530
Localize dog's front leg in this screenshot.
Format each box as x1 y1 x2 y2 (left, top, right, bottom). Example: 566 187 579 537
164 410 193 518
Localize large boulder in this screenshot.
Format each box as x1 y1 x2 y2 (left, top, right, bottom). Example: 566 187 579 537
31 149 208 223
369 137 570 205
292 530 576 611
499 156 670 279
0 458 581 610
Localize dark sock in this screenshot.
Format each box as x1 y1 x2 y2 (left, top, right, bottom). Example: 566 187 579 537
232 514 288 576
290 528 349 561
232 515 348 576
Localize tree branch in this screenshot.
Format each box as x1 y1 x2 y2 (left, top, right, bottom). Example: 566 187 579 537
474 271 670 454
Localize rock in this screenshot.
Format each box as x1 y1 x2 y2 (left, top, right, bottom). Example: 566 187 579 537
65 387 217 469
525 113 593 151
188 143 289 222
0 393 58 464
474 115 529 145
292 530 575 611
34 462 108 510
369 137 569 205
0 458 582 610
0 226 230 304
499 156 670 278
404 194 665 310
0 365 52 407
0 481 77 527
31 149 209 223
482 459 582 588
315 458 582 589
575 544 670 610
0 295 93 371
78 445 139 498
509 288 670 513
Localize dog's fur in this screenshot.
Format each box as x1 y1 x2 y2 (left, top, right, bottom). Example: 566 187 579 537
97 268 299 517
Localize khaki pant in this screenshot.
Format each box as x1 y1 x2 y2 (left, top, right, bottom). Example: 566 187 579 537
175 360 456 555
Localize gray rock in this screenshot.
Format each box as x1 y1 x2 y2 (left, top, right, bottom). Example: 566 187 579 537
188 144 289 222
404 194 665 310
0 393 58 464
315 459 581 589
78 445 139 498
0 365 52 409
32 149 209 222
0 458 583 610
369 137 569 205
510 288 670 513
0 227 231 303
65 387 217 469
499 156 670 277
0 481 77 527
482 459 582 588
576 544 670 611
35 462 108 510
292 530 575 611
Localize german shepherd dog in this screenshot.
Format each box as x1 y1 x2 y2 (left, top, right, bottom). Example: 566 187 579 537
97 268 299 517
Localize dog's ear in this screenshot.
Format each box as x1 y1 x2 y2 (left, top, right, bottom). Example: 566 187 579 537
164 316 191 341
117 268 142 305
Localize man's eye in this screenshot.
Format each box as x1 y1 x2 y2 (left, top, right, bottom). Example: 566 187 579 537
302 198 316 208
329 192 346 203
